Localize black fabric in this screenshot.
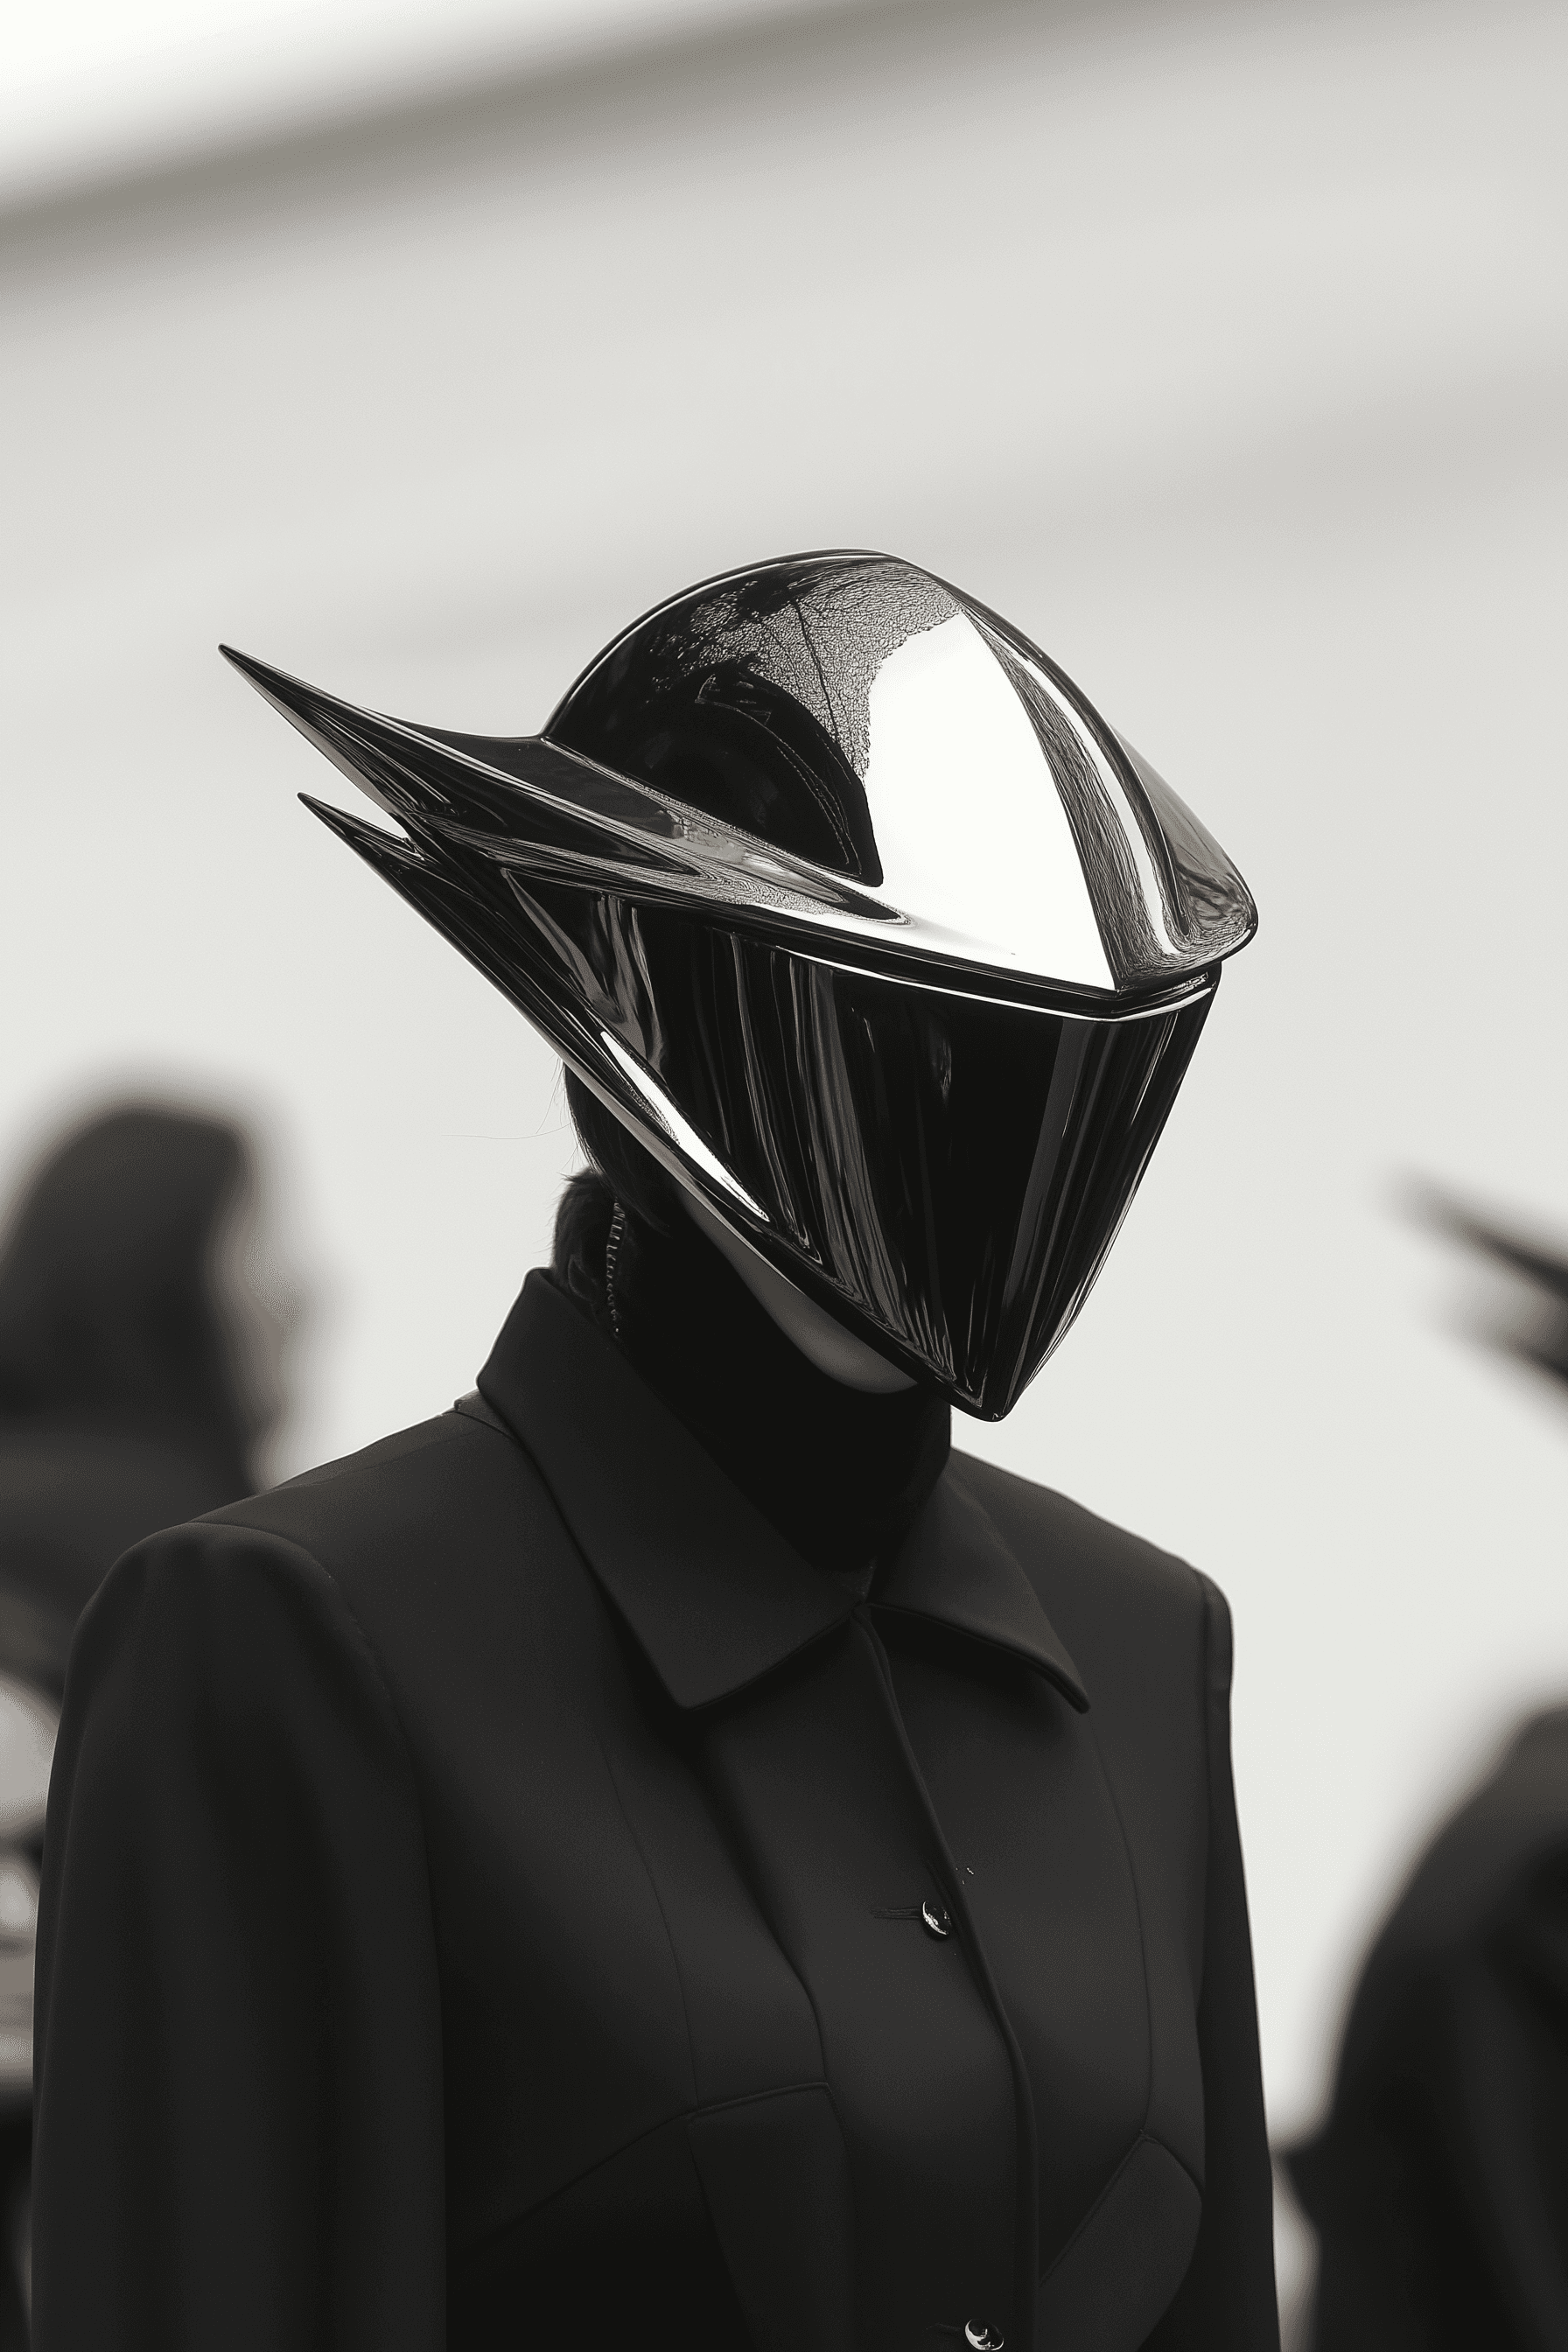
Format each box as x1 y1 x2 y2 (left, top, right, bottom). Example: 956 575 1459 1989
484 1278 853 1711
486 1275 1086 1717
0 1110 265 2346
1287 1707 1568 2351
33 1259 1278 2352
0 2112 29 2352
449 2118 753 2349
560 1070 679 1236
1142 1580 1278 2352
550 1168 952 1582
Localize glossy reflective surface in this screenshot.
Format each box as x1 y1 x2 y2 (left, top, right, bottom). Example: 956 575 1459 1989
223 550 1253 1417
225 553 1253 1015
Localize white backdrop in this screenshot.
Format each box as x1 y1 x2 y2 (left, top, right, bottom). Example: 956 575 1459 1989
0 0 843 205
3 0 1565 2152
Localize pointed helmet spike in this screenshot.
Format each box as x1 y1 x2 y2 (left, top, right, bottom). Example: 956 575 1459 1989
222 646 492 829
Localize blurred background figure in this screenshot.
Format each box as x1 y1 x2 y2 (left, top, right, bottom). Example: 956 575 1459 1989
1287 1704 1568 2351
1282 1201 1568 2348
0 1103 289 1689
0 1101 297 2344
1418 1191 1568 1403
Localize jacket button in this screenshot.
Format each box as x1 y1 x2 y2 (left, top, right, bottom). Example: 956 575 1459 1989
964 2328 1003 2350
920 1898 952 1940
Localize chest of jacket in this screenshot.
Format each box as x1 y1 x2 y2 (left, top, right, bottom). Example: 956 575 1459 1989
383 1488 1205 2352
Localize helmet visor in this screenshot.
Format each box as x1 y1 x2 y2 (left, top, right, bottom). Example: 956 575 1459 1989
550 889 1214 1419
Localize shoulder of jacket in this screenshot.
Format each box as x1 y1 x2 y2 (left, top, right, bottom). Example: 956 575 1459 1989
69 1502 379 1741
952 1450 1198 1601
61 1494 432 1850
200 1403 530 1552
164 1404 572 1672
951 1452 1232 1690
75 1418 515 1702
72 1409 533 1656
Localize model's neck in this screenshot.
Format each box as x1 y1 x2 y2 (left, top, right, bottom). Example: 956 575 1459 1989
550 1172 949 1583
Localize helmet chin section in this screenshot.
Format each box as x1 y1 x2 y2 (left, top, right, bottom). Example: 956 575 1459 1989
537 893 1215 1421
680 1188 917 1396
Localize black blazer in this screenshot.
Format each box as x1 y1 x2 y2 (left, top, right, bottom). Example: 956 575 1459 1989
33 1271 1278 2352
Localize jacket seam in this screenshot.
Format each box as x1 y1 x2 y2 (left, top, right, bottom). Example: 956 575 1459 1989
198 1521 449 2231
1079 1704 1158 2141
451 2081 830 2264
451 1395 511 1438
593 1730 702 2112
687 2079 830 2123
1149 2126 1203 2202
1037 2128 1201 2290
212 1520 437 1874
1040 2133 1139 2289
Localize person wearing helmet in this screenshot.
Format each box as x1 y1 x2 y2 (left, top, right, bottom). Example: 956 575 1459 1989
32 555 1276 2352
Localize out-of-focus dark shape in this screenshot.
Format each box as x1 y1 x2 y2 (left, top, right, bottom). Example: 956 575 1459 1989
0 1100 287 2349
1281 1188 1568 2349
0 1102 280 1699
1286 1709 1568 2349
1414 1184 1568 1395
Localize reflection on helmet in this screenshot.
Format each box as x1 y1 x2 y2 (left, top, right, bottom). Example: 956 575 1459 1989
224 551 1256 1418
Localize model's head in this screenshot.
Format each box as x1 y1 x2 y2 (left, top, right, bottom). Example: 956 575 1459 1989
226 550 1256 1418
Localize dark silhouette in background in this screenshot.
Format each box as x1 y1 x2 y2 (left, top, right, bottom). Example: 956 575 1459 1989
1418 1189 1568 1399
0 1104 274 1695
1288 1709 1568 2350
0 1102 284 2348
1287 1195 1568 2350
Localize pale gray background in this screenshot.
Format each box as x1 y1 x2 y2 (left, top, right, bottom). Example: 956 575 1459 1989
4 0 1565 2290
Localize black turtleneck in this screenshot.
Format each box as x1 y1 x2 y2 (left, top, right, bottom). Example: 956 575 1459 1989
549 1172 950 1587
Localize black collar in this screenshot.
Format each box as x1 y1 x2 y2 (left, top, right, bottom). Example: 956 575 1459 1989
475 1273 1088 1715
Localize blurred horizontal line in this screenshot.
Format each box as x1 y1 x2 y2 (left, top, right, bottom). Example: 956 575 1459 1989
0 0 837 220
0 0 1330 260
0 0 949 246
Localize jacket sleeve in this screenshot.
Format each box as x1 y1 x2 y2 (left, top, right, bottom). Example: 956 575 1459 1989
1144 1574 1280 2352
32 1517 446 2352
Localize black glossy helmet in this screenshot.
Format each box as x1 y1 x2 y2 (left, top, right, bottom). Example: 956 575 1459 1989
225 551 1255 1418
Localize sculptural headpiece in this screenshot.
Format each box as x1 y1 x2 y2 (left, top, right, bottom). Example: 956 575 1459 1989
225 550 1255 1417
